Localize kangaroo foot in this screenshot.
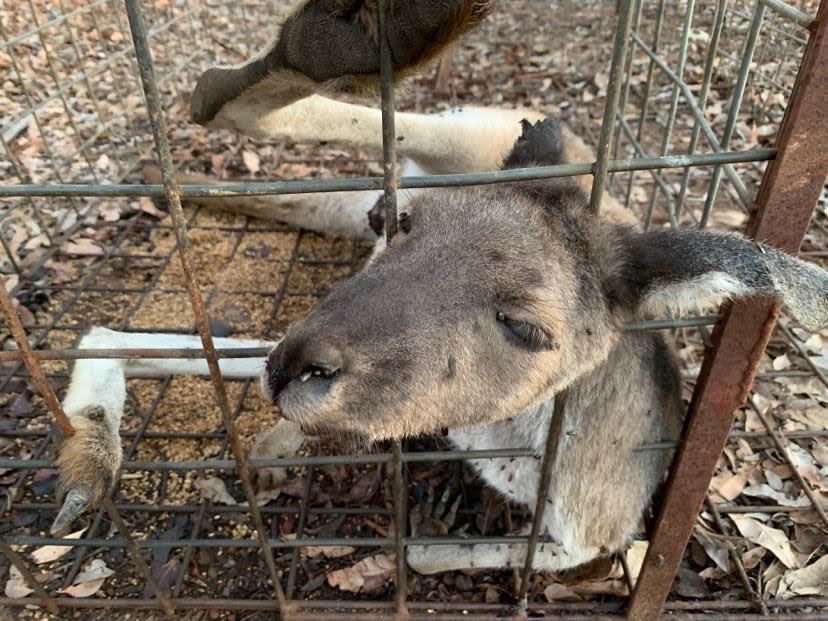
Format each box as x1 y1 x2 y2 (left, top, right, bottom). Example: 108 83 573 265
52 406 122 536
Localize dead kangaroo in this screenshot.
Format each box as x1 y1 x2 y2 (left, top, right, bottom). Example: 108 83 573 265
53 0 828 576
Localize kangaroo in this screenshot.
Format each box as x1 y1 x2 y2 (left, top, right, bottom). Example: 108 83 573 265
52 0 828 577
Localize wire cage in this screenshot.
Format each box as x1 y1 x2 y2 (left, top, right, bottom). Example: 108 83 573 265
0 0 827 618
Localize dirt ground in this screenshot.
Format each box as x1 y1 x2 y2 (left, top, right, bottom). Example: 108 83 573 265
1 0 826 619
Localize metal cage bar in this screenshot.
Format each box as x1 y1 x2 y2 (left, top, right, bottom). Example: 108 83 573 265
628 1 828 615
121 0 288 612
0 0 826 618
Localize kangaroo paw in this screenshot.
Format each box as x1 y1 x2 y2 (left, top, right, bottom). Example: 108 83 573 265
52 406 122 536
190 0 494 126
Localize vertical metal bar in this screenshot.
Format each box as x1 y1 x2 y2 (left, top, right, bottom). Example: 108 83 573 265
0 535 59 614
101 497 174 614
676 0 729 221
609 0 643 188
704 495 769 615
379 4 398 240
24 0 101 182
624 0 667 209
0 21 82 217
517 390 567 607
748 396 828 529
0 281 74 437
0 276 173 614
628 2 828 616
378 3 407 614
590 0 636 211
121 0 287 612
643 0 696 230
286 462 315 598
700 1 766 226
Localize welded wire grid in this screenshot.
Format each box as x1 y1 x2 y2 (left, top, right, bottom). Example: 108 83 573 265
0 0 826 618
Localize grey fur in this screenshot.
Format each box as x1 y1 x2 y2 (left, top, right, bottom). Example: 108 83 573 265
264 117 828 570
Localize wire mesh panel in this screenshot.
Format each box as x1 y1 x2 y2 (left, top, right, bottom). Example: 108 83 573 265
0 0 826 619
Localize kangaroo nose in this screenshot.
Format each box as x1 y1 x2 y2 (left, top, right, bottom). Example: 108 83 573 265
263 340 342 403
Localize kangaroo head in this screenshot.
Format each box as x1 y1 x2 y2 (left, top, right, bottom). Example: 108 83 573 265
262 119 828 444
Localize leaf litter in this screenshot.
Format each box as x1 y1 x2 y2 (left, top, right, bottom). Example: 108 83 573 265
3 0 827 614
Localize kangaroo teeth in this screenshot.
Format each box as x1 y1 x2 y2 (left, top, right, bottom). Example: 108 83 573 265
300 371 312 382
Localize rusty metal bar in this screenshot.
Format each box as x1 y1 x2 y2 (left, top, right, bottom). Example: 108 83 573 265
628 1 828 616
121 0 287 611
0 280 74 437
517 390 567 606
0 535 59 614
101 497 174 614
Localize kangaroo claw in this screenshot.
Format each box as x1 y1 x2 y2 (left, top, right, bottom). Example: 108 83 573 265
50 486 91 536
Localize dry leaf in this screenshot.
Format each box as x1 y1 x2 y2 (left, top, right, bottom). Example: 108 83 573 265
710 463 756 502
693 529 731 572
4 566 34 598
99 201 121 222
31 527 87 564
242 150 261 174
194 477 238 505
730 515 800 569
65 239 103 256
544 582 582 602
249 419 305 490
777 555 828 598
772 354 791 371
326 553 395 593
138 197 165 218
95 154 111 172
625 540 648 587
305 545 356 559
741 484 810 507
742 546 767 571
58 559 113 597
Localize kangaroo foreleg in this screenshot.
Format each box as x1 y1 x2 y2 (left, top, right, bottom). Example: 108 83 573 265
53 327 273 535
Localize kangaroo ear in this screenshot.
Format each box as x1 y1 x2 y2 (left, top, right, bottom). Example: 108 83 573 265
615 228 828 333
502 117 564 169
191 0 493 126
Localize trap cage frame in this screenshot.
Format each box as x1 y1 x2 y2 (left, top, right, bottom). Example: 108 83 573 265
0 0 827 618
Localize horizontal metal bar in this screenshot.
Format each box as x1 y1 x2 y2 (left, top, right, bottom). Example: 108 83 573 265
0 596 824 614
2 425 822 442
759 0 815 27
0 150 776 198
0 347 272 362
0 442 677 471
10 501 393 517
5 534 536 549
0 317 721 362
623 315 720 330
